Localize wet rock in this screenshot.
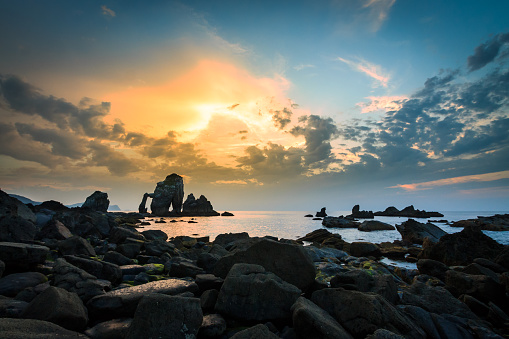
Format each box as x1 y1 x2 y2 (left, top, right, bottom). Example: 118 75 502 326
58 236 96 257
213 232 250 247
21 286 88 332
418 225 505 266
87 278 198 319
312 288 424 338
141 229 168 241
215 263 301 321
230 324 279 339
0 318 89 338
199 313 226 338
84 318 132 339
125 294 202 339
396 219 446 245
213 239 316 291
416 259 449 281
0 272 48 297
291 296 353 339
349 242 382 258
359 220 395 231
322 216 359 228
82 191 109 212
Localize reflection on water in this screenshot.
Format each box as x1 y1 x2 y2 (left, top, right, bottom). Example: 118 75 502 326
139 210 509 245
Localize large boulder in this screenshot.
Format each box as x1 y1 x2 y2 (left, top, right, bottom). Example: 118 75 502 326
0 190 36 222
63 255 122 284
230 324 279 339
37 220 72 240
213 232 250 247
146 174 185 216
52 209 112 238
416 259 449 281
0 216 37 243
0 318 88 338
58 236 96 257
330 270 399 304
53 258 107 302
81 191 109 212
141 229 168 241
349 205 374 219
0 272 48 297
0 242 49 271
21 286 88 332
396 219 446 245
213 239 316 291
359 220 395 232
215 263 301 321
322 216 359 228
312 288 424 338
84 318 132 339
87 278 198 320
182 193 220 216
349 242 382 258
445 270 506 307
418 225 505 266
126 294 202 339
291 297 353 339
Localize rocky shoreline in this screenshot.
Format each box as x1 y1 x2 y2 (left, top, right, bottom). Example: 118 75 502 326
0 189 508 338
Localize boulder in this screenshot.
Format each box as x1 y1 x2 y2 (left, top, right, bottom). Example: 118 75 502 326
0 216 37 242
396 219 446 245
215 263 301 321
0 242 49 270
418 225 505 266
221 211 234 216
451 214 509 231
87 278 198 320
330 270 399 304
213 232 250 247
0 318 88 338
109 226 145 244
81 191 109 212
182 193 220 216
0 190 36 222
103 251 134 266
445 270 506 306
200 289 219 311
291 296 353 339
349 242 382 258
322 216 359 228
52 208 112 238
144 239 176 256
21 286 88 332
195 274 224 292
199 314 226 338
316 207 327 218
125 294 202 339
366 329 405 339
141 229 168 241
398 305 441 339
53 258 107 302
167 260 205 278
0 298 29 318
359 220 395 232
213 239 316 291
297 228 337 243
58 236 96 257
230 324 279 339
84 318 132 339
37 219 72 240
312 288 424 338
63 255 122 284
116 242 143 259
416 259 449 281
0 272 48 297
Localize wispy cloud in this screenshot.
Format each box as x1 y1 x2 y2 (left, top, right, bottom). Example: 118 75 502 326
337 57 390 87
101 5 116 17
357 95 408 113
390 170 509 191
294 64 316 71
362 0 396 32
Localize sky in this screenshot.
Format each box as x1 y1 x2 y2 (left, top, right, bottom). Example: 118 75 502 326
1 0 508 211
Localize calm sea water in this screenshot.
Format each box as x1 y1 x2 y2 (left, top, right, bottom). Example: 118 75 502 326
139 210 509 245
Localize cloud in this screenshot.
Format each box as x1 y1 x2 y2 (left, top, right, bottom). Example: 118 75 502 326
337 57 390 87
88 141 139 176
467 33 509 72
101 5 116 17
357 95 408 113
391 170 509 191
271 107 293 129
294 64 315 71
331 0 396 33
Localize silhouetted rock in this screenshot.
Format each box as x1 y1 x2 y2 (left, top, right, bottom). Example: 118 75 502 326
315 207 327 217
416 259 449 281
140 174 185 216
182 193 220 216
34 200 69 212
396 219 446 245
418 225 505 266
82 191 109 212
359 220 395 232
451 214 509 231
0 189 36 222
213 232 250 247
322 216 359 228
221 211 234 216
349 204 374 219
350 242 382 258
0 216 37 243
374 205 443 218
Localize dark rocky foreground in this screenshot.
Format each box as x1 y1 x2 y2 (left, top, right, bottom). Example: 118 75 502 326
0 190 508 338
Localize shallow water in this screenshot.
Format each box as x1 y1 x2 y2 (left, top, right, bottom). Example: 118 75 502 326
140 210 509 245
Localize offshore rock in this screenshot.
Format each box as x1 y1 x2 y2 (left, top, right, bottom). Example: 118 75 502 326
182 193 220 216
359 220 395 232
349 204 374 219
315 207 327 217
374 205 443 218
142 173 184 216
81 191 109 212
322 216 359 228
451 214 509 231
396 219 446 245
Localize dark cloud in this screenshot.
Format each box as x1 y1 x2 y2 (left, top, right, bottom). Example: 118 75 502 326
467 33 509 72
290 115 339 167
271 107 293 129
88 141 139 176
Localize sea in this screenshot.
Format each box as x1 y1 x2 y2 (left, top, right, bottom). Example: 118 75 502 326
138 210 509 246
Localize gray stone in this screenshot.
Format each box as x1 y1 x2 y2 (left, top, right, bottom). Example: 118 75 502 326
230 324 279 339
0 298 29 318
396 219 446 245
21 286 88 332
141 229 168 241
144 239 176 256
0 272 48 297
312 288 425 338
64 255 122 284
213 232 250 247
200 314 226 338
0 216 37 242
53 258 106 302
213 239 316 291
0 318 89 338
416 259 449 281
398 305 441 339
87 278 198 319
82 191 109 212
291 297 353 339
215 263 301 321
58 236 96 257
200 289 219 311
37 219 72 240
103 251 134 266
349 242 381 258
330 270 399 304
125 294 202 339
84 318 132 339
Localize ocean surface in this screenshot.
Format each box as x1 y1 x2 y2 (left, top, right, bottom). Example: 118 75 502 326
139 210 509 245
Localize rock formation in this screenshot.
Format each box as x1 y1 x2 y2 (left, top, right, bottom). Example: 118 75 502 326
315 207 327 217
139 174 184 216
182 194 219 216
348 205 374 219
374 205 443 218
81 191 109 212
